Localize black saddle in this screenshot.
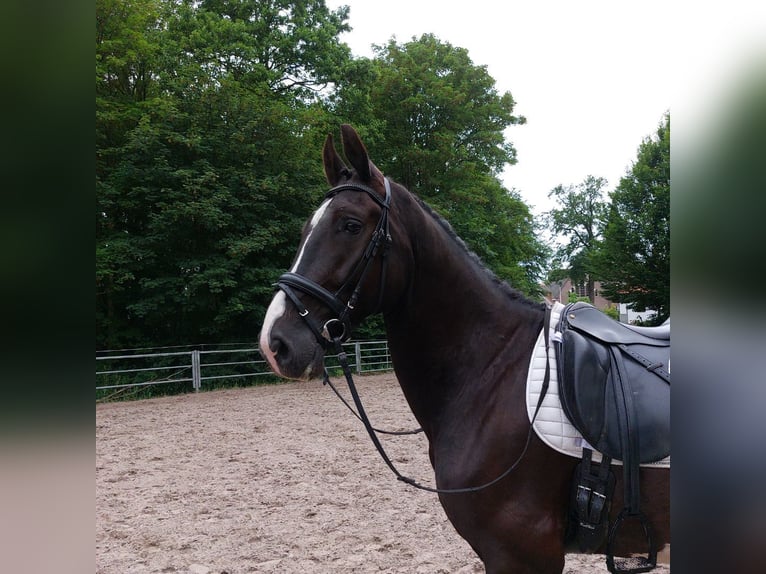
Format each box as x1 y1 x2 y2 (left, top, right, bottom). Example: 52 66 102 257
555 302 670 574
556 302 670 464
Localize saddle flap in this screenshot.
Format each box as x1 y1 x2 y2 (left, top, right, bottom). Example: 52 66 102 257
559 329 610 445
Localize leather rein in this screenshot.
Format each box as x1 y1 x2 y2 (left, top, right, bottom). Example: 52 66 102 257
274 178 553 494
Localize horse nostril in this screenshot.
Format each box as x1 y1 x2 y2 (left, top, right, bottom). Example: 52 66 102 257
271 335 287 358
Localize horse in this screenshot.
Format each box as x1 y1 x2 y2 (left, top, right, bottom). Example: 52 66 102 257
258 124 670 574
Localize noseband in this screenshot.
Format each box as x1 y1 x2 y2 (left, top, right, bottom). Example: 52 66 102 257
275 178 392 349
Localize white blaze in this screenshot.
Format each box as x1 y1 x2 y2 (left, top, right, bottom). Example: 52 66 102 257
259 197 333 374
290 198 333 272
259 291 286 373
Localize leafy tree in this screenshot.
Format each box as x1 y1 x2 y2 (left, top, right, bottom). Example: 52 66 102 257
162 0 351 98
544 175 609 304
368 34 523 187
338 34 547 295
96 7 554 350
96 0 352 349
596 114 670 323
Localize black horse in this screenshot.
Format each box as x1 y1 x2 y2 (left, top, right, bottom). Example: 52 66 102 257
259 125 669 573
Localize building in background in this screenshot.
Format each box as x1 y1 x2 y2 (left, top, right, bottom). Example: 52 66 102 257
543 277 656 324
544 277 611 308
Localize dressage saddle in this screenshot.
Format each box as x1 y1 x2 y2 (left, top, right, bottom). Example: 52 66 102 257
556 302 670 464
555 302 670 574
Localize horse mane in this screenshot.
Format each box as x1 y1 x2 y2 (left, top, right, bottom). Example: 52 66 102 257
410 192 545 312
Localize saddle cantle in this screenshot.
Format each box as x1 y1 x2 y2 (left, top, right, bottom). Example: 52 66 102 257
555 302 670 464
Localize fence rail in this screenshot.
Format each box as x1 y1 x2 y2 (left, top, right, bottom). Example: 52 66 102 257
96 340 391 394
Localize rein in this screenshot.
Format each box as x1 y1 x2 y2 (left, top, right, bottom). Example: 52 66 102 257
322 370 423 436
324 305 553 495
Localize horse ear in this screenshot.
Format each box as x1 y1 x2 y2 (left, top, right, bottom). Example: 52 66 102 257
340 124 372 182
323 133 349 187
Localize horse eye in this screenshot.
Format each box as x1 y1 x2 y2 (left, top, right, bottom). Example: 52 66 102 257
344 220 363 235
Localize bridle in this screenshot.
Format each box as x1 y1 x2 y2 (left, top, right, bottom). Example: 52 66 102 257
275 177 392 350
272 176 554 494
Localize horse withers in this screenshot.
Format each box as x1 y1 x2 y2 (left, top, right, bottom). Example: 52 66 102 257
258 124 669 574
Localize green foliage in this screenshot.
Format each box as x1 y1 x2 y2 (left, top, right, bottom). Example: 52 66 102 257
353 315 386 340
339 35 547 295
602 304 619 320
546 268 570 284
368 34 524 182
544 175 609 303
96 0 350 349
567 293 590 304
596 114 670 323
546 176 609 277
96 5 551 351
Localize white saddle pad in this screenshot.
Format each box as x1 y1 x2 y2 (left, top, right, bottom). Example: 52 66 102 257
526 302 670 468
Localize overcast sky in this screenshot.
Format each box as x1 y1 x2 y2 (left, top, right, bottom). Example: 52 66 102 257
326 0 673 217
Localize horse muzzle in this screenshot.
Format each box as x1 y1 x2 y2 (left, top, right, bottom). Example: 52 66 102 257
259 292 328 381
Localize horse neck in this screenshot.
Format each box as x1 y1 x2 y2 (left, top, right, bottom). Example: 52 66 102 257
383 195 545 432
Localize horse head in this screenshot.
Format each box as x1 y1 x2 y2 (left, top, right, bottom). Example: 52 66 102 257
259 125 410 380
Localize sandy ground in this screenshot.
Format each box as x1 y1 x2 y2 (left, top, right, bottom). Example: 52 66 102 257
96 372 669 573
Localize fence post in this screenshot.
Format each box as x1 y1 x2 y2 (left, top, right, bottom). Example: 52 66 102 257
192 350 201 391
355 342 362 374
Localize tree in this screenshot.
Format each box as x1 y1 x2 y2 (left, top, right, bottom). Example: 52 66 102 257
368 34 524 189
96 0 353 349
96 8 553 349
337 34 547 295
596 114 670 324
544 175 609 304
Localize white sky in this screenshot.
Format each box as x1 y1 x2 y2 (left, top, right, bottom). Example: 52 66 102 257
327 0 672 217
